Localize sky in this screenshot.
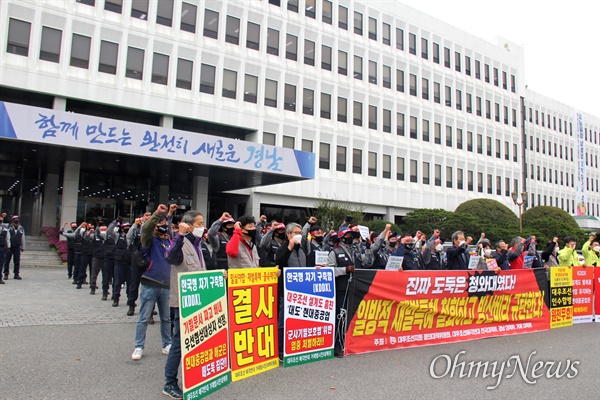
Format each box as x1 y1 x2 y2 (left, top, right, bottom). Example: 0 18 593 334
396 0 600 117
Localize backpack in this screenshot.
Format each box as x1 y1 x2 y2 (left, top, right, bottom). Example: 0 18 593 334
129 235 150 270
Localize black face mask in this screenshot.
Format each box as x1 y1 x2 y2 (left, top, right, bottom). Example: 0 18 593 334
389 242 397 248
343 237 354 245
313 236 324 244
13 220 19 225
156 225 168 234
276 232 286 240
245 229 257 240
225 227 234 235
405 243 414 250
70 225 77 230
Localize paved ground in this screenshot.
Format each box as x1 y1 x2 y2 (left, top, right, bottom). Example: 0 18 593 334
0 266 598 400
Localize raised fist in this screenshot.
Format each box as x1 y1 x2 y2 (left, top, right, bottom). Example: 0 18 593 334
220 212 232 221
309 216 318 224
157 204 168 214
179 222 189 235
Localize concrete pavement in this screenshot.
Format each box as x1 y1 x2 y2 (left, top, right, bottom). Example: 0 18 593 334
0 266 598 400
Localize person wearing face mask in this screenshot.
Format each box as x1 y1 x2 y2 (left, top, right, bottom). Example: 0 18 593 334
558 236 582 267
492 240 511 270
369 224 394 270
226 216 260 268
0 219 8 284
392 234 423 270
507 236 538 269
422 231 446 270
541 237 560 268
207 212 235 270
446 231 473 270
75 221 95 289
3 216 25 280
110 220 132 307
131 204 173 361
101 221 118 301
60 222 79 280
88 224 107 295
581 235 599 266
305 225 331 267
259 221 286 267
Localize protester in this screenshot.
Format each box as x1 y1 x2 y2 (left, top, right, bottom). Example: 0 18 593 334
131 204 172 361
226 216 260 268
558 236 582 267
259 221 286 267
581 235 599 266
109 219 131 307
422 230 446 270
207 212 235 270
60 222 79 280
492 240 511 270
445 231 473 270
89 224 106 295
3 215 25 280
304 222 330 267
369 224 394 269
392 234 422 270
507 236 537 269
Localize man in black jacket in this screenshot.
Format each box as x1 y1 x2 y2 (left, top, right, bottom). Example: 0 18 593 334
60 222 79 280
446 231 473 270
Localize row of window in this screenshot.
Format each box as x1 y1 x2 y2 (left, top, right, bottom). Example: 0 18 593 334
528 107 599 145
527 194 599 218
527 164 600 193
527 135 599 167
266 0 517 93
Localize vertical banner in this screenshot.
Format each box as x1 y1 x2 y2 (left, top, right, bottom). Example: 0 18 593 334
575 112 586 216
283 268 335 367
572 266 594 323
345 269 550 355
178 271 230 400
228 267 279 381
595 267 600 322
550 267 573 328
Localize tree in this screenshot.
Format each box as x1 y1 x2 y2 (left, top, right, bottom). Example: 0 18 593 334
521 206 588 245
364 220 402 236
455 199 519 229
401 208 484 242
312 198 365 232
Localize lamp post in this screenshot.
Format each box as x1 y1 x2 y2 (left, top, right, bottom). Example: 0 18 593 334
511 190 527 234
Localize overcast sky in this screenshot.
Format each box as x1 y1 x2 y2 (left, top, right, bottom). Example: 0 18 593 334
397 0 600 117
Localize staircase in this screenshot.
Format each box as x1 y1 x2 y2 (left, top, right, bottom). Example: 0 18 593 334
18 236 66 269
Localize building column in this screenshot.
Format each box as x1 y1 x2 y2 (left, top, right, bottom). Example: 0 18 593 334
245 193 261 220
60 161 80 226
192 176 209 218
385 206 395 223
41 173 59 227
156 185 169 206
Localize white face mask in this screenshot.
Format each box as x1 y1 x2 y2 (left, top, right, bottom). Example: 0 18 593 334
435 244 443 252
458 240 466 246
193 227 205 238
293 234 303 244
484 249 492 257
100 231 107 239
593 246 600 252
553 247 559 254
114 227 120 233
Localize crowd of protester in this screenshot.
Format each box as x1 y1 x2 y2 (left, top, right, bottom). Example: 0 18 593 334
2 207 598 399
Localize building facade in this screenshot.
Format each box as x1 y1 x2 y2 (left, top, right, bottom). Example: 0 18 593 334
0 0 598 232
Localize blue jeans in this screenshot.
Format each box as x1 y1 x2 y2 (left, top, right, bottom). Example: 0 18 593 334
164 308 181 387
134 284 171 349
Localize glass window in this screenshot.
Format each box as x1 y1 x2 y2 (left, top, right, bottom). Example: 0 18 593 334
475 60 481 79
486 136 492 156
222 69 237 99
409 74 417 96
156 0 174 27
180 3 197 33
396 69 404 92
382 23 391 45
484 63 490 83
176 58 193 89
396 28 404 50
304 39 315 66
337 97 347 122
434 123 441 144
422 119 430 142
263 132 276 146
445 86 451 107
383 109 391 133
434 82 440 103
319 143 330 169
322 0 332 24
8 19 32 56
455 51 461 72
124 46 144 79
368 152 377 177
338 5 348 30
457 168 463 190
467 131 473 152
98 40 118 74
487 174 493 194
408 33 416 55
40 26 62 63
247 22 260 50
433 42 439 63
477 133 482 154
105 0 123 14
321 45 332 70
397 113 405 136
465 55 471 75
493 67 499 86
446 167 453 188
353 55 362 80
446 126 452 147
368 17 377 40
421 37 428 59
383 65 391 89
476 96 482 116
383 155 391 179
76 0 95 5
467 170 473 191
282 135 295 149
338 50 347 75
286 34 298 61
502 71 508 89
434 164 441 186
203 9 219 39
478 172 483 193
353 149 362 174
423 162 430 184
286 0 298 12
456 128 463 149
456 89 462 110
225 16 240 45
301 139 313 153
511 74 516 93
284 84 296 111
303 88 314 115
444 47 450 68
131 0 149 20
353 101 362 126
397 157 405 181
320 93 331 119
305 0 316 18
151 52 169 85
369 61 377 84
410 116 417 139
264 79 277 107
422 78 429 100
244 74 258 103
70 34 91 69
368 105 377 130
354 12 363 35
336 146 346 172
200 64 216 94
267 28 279 56
466 93 472 113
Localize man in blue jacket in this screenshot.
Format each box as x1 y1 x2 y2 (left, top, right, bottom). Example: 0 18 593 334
131 204 172 361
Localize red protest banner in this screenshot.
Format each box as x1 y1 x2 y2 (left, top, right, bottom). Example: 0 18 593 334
345 269 550 355
572 266 594 323
228 267 279 381
595 267 600 323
